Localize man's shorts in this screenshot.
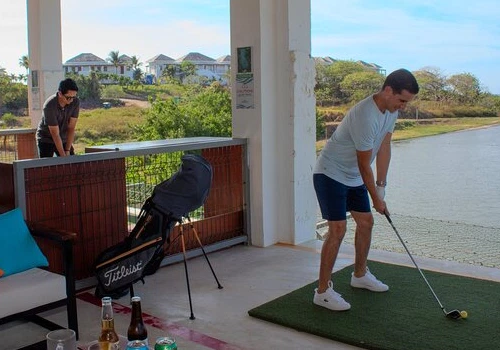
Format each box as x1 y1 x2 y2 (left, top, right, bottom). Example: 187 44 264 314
313 173 370 221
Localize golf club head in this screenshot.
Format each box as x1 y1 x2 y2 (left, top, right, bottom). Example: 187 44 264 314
445 309 462 319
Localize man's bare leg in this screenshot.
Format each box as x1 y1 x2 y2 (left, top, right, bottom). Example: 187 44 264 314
318 220 346 293
350 211 374 277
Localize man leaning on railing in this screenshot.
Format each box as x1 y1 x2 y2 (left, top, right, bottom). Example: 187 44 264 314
36 78 80 158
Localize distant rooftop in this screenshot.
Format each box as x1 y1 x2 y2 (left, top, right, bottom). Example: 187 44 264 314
146 54 175 63
176 52 215 62
216 55 231 63
65 53 106 64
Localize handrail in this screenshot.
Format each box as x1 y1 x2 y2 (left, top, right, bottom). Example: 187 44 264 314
0 128 37 136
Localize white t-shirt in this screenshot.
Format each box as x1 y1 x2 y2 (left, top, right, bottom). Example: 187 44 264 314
314 94 398 186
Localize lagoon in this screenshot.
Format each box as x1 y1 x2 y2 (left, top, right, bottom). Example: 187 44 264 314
388 125 500 228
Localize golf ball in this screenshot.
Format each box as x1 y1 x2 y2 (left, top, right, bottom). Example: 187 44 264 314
460 310 468 319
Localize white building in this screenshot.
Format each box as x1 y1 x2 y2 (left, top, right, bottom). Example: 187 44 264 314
144 54 176 79
145 52 231 83
63 53 134 79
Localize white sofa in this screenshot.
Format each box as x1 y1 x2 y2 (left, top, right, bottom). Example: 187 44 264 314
0 221 79 347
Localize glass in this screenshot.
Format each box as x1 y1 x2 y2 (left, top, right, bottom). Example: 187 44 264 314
46 329 76 350
64 94 77 101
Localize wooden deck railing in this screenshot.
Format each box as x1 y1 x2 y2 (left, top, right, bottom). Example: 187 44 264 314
6 137 248 282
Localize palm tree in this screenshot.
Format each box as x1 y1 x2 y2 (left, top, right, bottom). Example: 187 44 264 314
19 55 29 71
107 50 121 74
129 55 142 71
128 55 143 83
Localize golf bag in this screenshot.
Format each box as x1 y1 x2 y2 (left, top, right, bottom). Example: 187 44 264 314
94 153 213 298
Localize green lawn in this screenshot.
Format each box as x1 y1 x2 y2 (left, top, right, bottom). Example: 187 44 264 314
74 106 145 152
316 117 500 151
392 117 500 141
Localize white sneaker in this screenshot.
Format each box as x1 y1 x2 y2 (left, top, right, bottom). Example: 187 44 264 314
313 281 351 311
350 268 389 292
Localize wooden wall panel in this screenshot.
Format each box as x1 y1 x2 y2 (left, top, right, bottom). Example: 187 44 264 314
202 146 244 218
25 159 128 279
0 163 14 213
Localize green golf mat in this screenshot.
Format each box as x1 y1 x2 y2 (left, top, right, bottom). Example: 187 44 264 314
248 261 500 350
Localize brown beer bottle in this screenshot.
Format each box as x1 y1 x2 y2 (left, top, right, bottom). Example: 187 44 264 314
127 296 148 346
98 296 120 350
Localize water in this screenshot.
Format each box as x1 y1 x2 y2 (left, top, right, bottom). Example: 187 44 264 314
388 125 500 228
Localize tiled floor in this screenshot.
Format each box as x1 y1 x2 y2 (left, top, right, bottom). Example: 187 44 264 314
2 240 500 350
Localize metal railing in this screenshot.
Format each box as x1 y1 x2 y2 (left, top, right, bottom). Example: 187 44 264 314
11 137 249 283
0 128 38 162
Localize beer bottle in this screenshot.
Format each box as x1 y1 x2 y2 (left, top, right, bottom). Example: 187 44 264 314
127 296 148 346
98 296 120 350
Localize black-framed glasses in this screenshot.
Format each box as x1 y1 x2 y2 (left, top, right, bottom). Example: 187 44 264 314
63 94 77 101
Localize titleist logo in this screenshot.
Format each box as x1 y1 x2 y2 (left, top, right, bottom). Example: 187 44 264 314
103 261 144 286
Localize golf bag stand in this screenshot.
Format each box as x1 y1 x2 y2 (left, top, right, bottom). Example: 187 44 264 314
177 215 223 320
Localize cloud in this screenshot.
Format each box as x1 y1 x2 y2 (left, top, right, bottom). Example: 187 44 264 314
1 0 499 93
310 0 500 92
62 19 229 62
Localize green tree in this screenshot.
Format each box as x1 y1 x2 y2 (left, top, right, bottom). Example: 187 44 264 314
65 72 101 102
129 55 141 71
19 55 29 71
413 67 447 102
447 73 481 105
0 73 28 111
135 98 188 139
316 108 326 140
479 93 500 112
0 113 21 127
134 82 231 140
107 50 121 74
161 64 180 84
183 82 232 136
132 68 143 84
128 55 143 83
315 64 335 106
340 70 384 103
179 61 196 82
315 60 366 105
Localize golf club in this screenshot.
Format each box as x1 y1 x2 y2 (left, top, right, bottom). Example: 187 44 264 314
384 213 467 320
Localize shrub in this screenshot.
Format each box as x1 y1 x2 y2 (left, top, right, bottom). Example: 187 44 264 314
0 113 20 127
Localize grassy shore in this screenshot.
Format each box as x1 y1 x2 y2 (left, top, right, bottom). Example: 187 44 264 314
316 116 500 151
63 102 500 152
391 117 500 141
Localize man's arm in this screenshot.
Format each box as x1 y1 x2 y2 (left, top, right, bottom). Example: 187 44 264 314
64 117 78 155
356 149 386 214
48 125 67 156
375 132 392 185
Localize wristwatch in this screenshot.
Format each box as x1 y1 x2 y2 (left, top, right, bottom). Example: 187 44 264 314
376 180 387 187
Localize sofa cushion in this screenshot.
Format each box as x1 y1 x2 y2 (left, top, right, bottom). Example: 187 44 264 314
0 268 66 318
0 208 48 277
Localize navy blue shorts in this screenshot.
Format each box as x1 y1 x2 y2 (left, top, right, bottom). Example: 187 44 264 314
313 173 370 221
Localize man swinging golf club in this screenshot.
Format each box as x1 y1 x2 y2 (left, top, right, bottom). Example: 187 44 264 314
313 69 419 311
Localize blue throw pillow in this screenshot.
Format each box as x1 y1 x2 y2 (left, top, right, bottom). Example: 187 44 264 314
0 208 49 277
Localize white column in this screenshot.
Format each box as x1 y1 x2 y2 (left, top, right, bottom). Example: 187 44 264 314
27 0 64 127
230 0 316 246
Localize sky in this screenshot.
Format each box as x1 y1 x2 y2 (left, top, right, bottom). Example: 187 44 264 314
1 0 499 94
